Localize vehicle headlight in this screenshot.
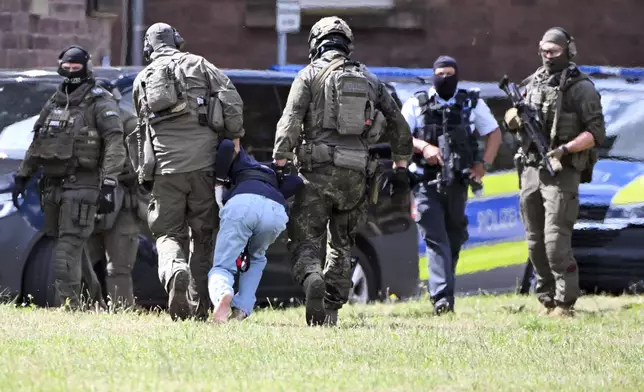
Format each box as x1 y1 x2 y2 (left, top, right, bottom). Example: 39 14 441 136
604 202 644 226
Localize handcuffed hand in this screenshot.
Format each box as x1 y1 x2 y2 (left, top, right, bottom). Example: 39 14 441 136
215 184 225 209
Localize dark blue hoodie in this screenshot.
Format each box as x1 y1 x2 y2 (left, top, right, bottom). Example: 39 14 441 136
215 139 303 208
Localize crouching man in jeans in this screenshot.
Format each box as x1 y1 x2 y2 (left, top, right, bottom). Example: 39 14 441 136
209 139 303 322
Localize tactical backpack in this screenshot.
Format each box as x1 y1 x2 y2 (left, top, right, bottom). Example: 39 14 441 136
141 52 188 117
313 57 385 144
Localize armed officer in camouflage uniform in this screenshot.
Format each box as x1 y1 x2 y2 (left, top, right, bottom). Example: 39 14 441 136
273 16 413 326
505 27 605 317
12 46 126 309
86 79 142 309
132 23 244 321
401 56 502 315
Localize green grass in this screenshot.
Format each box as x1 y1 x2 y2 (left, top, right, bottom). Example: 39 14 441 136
1 294 643 391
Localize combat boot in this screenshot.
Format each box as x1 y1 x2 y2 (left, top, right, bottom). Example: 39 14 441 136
303 273 326 326
537 306 555 316
550 306 574 318
324 309 338 327
168 269 191 321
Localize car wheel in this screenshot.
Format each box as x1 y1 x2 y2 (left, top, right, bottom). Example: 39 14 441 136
21 237 57 307
348 248 378 305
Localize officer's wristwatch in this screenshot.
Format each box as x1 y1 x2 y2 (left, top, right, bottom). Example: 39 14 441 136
560 145 569 155
482 162 493 172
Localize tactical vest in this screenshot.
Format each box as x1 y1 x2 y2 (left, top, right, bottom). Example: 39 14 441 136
29 87 106 178
412 89 480 173
295 56 382 176
524 67 594 174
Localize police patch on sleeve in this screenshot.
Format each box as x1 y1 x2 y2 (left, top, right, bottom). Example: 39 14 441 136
102 110 118 118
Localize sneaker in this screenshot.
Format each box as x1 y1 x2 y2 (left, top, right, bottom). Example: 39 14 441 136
211 292 233 323
229 307 248 321
550 306 574 318
168 270 191 321
303 273 326 326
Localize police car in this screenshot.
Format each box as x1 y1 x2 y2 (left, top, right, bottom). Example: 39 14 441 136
0 66 420 308
280 63 644 296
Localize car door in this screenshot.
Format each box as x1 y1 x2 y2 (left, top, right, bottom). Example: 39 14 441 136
232 80 303 303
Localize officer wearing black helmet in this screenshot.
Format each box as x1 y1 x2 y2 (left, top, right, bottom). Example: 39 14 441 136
12 46 126 309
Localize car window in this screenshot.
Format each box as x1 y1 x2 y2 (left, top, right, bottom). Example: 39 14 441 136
234 83 285 163
0 81 58 131
598 91 644 161
0 115 38 159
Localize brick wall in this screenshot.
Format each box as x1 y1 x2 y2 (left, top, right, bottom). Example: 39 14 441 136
110 0 644 81
0 0 115 68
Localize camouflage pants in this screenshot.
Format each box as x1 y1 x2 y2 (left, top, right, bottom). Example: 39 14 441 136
288 165 368 311
86 208 139 308
148 171 217 318
519 165 581 308
41 183 100 308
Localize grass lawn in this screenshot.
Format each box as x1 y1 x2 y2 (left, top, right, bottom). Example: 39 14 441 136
0 294 643 391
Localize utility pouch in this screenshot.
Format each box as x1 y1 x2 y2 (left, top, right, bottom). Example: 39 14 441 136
364 109 386 145
207 93 225 133
197 96 208 127
332 147 368 174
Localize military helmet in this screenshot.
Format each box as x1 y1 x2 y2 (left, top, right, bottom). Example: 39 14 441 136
308 16 354 57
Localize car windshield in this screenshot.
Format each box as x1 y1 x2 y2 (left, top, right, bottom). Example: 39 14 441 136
0 81 58 131
597 91 644 161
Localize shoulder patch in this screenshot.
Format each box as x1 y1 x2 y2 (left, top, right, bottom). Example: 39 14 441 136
102 110 119 118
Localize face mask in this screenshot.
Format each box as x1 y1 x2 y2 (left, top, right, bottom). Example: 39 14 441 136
542 54 568 74
433 74 458 101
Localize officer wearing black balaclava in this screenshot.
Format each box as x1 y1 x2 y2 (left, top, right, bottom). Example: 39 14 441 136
400 55 501 315
57 46 92 92
12 45 126 309
504 27 606 318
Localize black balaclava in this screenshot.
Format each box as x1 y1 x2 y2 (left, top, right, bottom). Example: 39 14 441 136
432 55 459 101
58 46 91 92
540 28 570 74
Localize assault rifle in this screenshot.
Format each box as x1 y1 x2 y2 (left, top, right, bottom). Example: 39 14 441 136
498 75 557 177
427 105 483 194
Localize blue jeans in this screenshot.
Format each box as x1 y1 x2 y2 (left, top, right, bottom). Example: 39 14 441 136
207 193 289 316
414 181 469 307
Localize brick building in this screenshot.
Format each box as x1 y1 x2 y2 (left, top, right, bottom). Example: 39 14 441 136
1 0 643 82
0 0 119 68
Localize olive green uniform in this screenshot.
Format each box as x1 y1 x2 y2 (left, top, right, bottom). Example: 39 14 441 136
17 81 126 308
519 66 605 308
273 49 412 313
86 108 141 308
132 34 244 318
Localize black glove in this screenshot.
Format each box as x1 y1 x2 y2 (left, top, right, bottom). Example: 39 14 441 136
97 178 117 214
269 162 285 184
390 167 410 195
12 175 29 209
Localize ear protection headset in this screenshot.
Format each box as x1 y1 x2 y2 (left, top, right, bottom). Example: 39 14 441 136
58 45 93 73
143 26 185 58
539 27 577 59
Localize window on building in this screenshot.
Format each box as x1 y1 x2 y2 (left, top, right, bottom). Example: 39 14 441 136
87 0 121 17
